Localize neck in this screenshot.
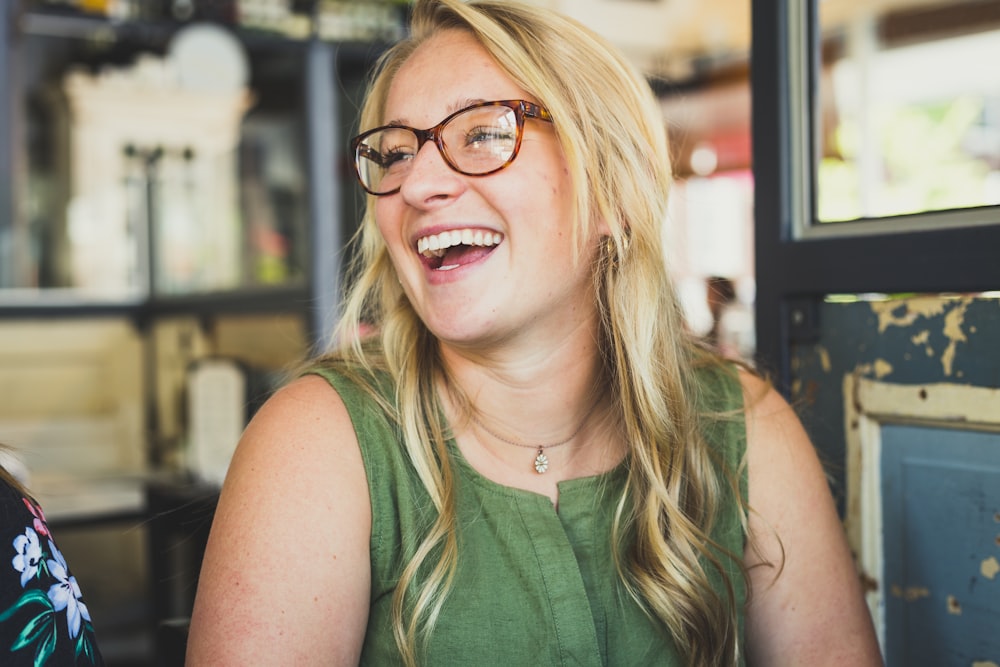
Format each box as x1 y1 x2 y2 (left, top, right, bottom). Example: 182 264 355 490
438 323 606 442
437 325 623 483
469 390 606 474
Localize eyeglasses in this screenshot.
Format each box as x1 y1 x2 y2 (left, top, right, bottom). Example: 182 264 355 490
350 99 553 196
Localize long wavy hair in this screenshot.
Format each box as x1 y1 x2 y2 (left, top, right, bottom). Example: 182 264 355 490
323 0 750 664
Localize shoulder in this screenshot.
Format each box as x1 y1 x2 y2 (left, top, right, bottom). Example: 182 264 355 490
301 362 396 426
187 373 374 664
738 368 825 547
739 371 883 664
252 372 356 437
738 369 797 442
244 361 397 454
738 369 831 517
223 372 368 518
224 373 363 483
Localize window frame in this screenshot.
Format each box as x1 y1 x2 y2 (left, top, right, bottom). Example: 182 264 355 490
752 0 1000 388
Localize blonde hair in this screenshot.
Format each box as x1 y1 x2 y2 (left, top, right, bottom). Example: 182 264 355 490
326 0 749 664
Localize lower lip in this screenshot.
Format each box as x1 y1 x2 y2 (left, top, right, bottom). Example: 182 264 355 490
421 245 498 284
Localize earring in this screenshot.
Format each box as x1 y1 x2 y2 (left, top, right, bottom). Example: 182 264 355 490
604 234 630 268
604 236 615 257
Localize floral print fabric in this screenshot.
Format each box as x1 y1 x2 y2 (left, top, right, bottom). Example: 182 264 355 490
0 479 103 665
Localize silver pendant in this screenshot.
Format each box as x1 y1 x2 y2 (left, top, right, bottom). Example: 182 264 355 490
534 450 549 474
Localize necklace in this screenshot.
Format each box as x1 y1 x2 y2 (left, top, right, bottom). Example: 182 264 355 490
471 412 591 474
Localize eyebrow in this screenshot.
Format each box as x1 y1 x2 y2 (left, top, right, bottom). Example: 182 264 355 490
383 97 489 129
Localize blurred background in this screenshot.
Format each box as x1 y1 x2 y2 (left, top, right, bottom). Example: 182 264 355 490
0 0 997 664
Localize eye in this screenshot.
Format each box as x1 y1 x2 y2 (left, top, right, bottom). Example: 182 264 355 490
464 125 516 151
380 145 416 169
371 128 418 169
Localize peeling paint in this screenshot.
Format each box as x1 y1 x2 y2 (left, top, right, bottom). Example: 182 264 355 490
873 358 893 379
867 296 975 376
890 584 931 601
941 297 973 376
870 297 948 333
982 556 1000 580
911 328 936 358
853 361 891 381
800 298 1000 660
854 379 1000 425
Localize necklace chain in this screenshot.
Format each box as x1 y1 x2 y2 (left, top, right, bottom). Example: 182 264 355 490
470 401 598 474
470 414 586 451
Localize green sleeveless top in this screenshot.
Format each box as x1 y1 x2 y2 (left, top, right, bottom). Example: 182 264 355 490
308 365 747 666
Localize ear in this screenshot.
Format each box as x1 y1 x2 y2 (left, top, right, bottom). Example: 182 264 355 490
595 217 631 251
594 216 611 237
595 216 612 237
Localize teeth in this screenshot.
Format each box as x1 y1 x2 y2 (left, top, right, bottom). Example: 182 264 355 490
417 229 502 258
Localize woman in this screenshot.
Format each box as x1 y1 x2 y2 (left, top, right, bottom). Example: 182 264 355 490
0 457 103 665
187 1 882 664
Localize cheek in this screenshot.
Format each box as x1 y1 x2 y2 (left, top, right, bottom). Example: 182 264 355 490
527 160 569 200
538 157 572 196
542 169 574 217
373 201 399 243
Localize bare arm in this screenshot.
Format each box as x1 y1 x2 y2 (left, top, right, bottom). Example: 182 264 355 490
186 375 372 665
742 372 882 666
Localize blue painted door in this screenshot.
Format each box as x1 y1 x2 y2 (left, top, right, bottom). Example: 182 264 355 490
789 294 1000 664
881 423 1000 665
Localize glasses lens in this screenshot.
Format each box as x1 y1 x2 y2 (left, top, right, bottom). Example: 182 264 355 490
354 103 523 195
441 105 519 175
356 127 418 194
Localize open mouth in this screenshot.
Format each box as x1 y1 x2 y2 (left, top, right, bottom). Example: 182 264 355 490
416 229 502 271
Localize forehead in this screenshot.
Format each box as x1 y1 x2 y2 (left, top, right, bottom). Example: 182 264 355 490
383 29 528 125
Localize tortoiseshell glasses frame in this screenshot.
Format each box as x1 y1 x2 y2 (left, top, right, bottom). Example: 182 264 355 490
350 99 554 196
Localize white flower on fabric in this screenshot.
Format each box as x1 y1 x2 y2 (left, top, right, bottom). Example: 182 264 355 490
46 541 92 639
12 527 43 587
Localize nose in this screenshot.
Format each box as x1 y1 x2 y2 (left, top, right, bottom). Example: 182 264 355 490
398 140 465 206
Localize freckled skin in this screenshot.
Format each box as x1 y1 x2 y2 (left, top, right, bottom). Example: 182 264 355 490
373 29 602 351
